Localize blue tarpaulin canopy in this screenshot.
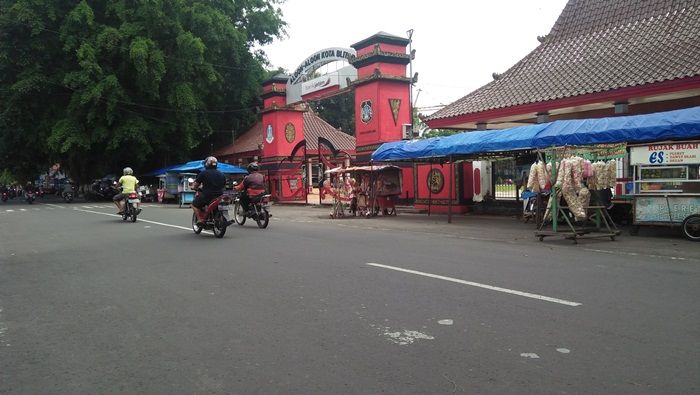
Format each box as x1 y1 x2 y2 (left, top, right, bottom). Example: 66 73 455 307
144 160 247 176
372 106 700 161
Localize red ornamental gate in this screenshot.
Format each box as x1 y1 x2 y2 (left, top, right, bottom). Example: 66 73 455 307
269 168 306 202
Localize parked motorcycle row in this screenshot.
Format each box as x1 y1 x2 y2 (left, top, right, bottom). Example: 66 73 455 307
1 186 41 204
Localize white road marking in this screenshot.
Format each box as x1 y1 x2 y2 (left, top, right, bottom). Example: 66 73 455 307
19 209 26 212
6 210 14 212
367 263 582 307
556 348 571 354
43 204 65 209
583 248 693 262
438 319 453 325
520 353 540 359
73 208 212 235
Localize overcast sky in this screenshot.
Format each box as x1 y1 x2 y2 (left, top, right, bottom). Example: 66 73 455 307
260 0 569 114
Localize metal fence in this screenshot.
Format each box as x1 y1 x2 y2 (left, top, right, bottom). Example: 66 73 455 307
492 159 518 200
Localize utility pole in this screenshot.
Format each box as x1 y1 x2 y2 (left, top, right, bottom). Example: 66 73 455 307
406 29 414 138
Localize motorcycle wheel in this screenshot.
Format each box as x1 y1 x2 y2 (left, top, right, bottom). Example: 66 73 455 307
122 208 128 221
191 212 203 234
234 202 246 226
130 205 137 222
213 212 227 238
255 207 269 229
681 214 700 241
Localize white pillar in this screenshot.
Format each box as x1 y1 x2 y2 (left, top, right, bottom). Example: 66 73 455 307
307 162 313 192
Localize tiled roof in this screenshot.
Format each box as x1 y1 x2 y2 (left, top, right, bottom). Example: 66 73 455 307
303 111 356 152
426 0 700 122
214 122 263 156
213 111 355 156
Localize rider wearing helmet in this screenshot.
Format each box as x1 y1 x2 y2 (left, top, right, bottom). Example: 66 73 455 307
191 156 226 224
113 167 139 214
234 162 266 214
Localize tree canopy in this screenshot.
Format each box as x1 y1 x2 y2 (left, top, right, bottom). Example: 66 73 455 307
0 0 286 183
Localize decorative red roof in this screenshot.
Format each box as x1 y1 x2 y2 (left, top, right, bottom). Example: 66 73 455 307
214 122 263 157
213 111 355 157
302 111 356 152
426 0 700 126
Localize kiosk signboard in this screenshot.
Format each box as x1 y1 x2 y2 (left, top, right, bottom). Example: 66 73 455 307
630 142 700 165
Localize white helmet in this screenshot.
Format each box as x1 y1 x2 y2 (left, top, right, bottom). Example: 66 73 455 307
123 167 133 175
204 156 218 169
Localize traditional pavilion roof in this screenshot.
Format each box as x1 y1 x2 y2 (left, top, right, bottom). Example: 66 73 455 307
426 0 700 127
214 122 263 157
302 111 356 152
213 111 355 158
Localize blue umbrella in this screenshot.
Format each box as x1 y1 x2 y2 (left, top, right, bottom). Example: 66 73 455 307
167 159 248 174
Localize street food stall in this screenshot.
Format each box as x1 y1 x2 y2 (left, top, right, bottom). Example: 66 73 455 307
156 172 179 203
178 173 197 207
150 159 247 205
528 145 623 243
323 165 402 218
629 141 700 241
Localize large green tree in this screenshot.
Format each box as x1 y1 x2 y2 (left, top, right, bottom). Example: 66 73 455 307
0 0 286 183
308 91 355 136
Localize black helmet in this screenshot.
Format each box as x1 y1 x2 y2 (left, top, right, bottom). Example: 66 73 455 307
247 162 259 172
204 156 218 169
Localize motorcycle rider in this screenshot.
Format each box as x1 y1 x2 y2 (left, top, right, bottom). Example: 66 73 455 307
234 162 266 214
191 156 226 225
24 182 35 196
113 167 139 214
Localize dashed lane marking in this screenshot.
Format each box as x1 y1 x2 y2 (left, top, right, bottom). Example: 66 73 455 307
367 263 582 307
73 208 213 235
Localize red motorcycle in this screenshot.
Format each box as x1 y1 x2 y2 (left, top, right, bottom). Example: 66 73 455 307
191 190 233 238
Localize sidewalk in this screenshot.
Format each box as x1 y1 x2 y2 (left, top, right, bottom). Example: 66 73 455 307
271 203 700 262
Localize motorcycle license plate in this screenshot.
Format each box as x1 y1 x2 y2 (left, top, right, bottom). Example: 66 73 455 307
218 204 229 211
128 199 140 203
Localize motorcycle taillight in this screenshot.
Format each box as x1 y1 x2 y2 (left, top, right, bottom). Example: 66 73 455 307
128 192 138 199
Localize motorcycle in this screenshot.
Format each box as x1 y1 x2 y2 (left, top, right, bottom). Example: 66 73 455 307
25 191 36 204
1 191 7 202
62 190 74 203
120 190 141 222
85 177 118 201
233 191 271 229
138 185 155 203
191 185 232 238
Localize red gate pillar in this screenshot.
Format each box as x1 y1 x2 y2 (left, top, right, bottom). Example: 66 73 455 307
350 32 414 200
260 75 307 202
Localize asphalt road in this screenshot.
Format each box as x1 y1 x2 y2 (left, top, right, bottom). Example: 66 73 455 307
1 198 698 394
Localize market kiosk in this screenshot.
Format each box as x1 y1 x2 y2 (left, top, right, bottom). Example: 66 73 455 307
532 145 623 243
629 141 700 241
323 165 402 218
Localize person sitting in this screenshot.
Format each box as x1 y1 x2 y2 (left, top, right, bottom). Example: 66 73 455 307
191 156 226 225
113 167 139 214
234 162 266 214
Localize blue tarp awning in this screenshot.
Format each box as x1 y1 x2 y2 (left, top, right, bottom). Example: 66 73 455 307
144 160 248 176
372 106 700 161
